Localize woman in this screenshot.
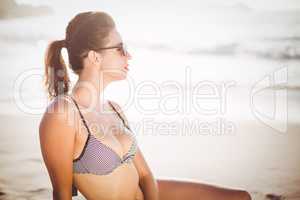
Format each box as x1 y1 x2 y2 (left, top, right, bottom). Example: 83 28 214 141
39 11 251 200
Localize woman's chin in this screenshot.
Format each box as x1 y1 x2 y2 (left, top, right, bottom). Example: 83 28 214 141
112 74 128 81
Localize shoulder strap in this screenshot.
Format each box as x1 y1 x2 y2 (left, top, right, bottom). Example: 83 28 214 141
108 101 132 131
68 96 92 135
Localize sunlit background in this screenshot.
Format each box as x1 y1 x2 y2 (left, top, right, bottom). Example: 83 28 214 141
0 0 300 199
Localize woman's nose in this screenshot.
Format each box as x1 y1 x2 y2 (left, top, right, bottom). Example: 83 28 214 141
126 51 132 59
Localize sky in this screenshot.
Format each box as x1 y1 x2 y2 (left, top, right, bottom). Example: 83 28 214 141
15 0 300 11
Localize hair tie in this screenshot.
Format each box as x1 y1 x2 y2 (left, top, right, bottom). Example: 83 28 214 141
61 39 66 48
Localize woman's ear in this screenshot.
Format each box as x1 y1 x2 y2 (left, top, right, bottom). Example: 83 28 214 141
95 53 103 65
87 50 102 66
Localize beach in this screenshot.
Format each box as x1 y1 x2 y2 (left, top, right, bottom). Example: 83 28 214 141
0 113 299 199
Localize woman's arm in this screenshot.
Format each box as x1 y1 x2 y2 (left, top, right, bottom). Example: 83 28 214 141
39 99 77 200
133 148 159 200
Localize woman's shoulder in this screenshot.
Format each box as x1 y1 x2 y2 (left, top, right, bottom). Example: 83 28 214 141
43 95 75 117
39 95 78 135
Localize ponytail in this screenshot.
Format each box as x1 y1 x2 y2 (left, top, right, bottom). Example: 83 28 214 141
44 39 70 99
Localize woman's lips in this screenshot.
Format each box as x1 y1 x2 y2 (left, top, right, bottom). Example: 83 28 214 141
124 64 129 70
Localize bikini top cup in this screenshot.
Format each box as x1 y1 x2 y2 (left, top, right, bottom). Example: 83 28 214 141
64 96 137 196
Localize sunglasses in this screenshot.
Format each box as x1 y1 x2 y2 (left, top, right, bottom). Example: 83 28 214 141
95 43 129 57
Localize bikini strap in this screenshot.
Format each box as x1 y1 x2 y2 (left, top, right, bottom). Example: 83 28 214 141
68 95 92 135
108 101 138 160
108 101 132 132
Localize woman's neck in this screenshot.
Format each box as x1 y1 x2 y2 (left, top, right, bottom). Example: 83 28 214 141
71 67 111 112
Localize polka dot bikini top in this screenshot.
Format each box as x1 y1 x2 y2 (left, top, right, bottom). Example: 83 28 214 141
68 96 138 196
